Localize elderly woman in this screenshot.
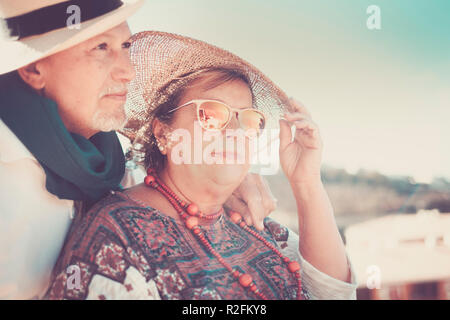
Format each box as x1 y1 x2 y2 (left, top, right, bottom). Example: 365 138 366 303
46 31 357 300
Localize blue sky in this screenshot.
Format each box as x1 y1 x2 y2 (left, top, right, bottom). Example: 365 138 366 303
128 0 450 182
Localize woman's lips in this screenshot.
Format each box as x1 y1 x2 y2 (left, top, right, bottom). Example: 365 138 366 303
211 151 244 162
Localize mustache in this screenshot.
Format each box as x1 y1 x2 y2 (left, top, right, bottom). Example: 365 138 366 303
99 84 128 97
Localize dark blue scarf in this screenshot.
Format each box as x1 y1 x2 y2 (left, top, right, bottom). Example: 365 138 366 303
0 71 125 205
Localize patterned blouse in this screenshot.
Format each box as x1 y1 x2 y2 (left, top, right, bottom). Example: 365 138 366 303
45 191 357 300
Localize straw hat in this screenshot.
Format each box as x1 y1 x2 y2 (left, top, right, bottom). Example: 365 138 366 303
0 0 144 75
122 31 293 146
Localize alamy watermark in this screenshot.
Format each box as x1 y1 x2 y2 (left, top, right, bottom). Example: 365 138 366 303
163 121 281 175
366 265 382 289
66 265 81 290
66 5 81 30
367 5 381 30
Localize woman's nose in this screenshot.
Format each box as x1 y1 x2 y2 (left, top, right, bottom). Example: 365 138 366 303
226 112 241 131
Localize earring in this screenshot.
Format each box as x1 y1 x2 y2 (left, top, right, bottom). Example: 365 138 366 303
157 140 166 154
165 132 173 149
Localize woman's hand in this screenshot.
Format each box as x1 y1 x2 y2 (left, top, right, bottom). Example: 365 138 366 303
224 173 277 231
279 100 352 283
279 98 323 185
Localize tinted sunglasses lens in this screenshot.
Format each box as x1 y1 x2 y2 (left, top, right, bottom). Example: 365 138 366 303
198 101 230 129
239 109 265 135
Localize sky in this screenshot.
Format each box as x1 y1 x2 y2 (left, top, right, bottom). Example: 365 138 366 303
128 0 450 183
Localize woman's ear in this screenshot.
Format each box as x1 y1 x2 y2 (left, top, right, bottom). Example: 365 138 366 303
17 62 46 91
152 118 166 142
152 118 171 155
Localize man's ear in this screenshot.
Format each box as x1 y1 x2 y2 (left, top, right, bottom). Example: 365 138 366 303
17 62 46 90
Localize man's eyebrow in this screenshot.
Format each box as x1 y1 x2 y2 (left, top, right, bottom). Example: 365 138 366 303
123 35 133 43
88 33 132 44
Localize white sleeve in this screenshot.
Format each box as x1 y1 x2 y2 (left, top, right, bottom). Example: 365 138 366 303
86 266 161 300
0 157 72 299
280 228 358 300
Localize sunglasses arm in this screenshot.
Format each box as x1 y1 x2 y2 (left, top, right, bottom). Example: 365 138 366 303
167 102 195 114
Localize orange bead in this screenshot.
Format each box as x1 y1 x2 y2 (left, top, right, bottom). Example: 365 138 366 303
288 261 300 273
229 211 242 224
144 175 155 186
185 216 199 229
239 274 253 287
187 204 199 215
146 168 155 175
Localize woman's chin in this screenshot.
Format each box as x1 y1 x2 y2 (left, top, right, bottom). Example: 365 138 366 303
208 164 249 186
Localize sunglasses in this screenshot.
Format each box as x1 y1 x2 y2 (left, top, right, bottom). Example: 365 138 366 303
168 99 266 137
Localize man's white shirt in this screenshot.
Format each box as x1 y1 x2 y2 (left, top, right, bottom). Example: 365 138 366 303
0 119 74 299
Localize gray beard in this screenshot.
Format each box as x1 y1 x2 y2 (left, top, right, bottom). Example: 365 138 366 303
91 107 127 132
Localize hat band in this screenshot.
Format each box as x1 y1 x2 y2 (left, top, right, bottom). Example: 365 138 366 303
3 0 124 40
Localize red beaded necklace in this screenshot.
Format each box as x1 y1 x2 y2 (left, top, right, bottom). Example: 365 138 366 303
144 168 303 300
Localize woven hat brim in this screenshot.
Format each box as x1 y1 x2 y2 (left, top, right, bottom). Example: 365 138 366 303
122 31 293 144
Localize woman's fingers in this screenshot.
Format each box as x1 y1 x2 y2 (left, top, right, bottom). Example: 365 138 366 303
279 118 293 151
284 112 311 122
292 119 317 132
281 97 315 146
280 116 318 151
283 114 318 136
292 120 322 149
292 120 318 140
289 98 311 117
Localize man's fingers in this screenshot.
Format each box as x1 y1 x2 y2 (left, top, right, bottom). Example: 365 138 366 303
226 174 277 231
225 193 255 226
225 193 248 215
249 174 277 230
238 174 266 230
255 174 277 213
246 197 265 230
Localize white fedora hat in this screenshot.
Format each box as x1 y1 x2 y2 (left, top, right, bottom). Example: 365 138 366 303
0 0 144 75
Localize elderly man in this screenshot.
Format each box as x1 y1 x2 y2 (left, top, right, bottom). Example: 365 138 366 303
0 0 275 299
